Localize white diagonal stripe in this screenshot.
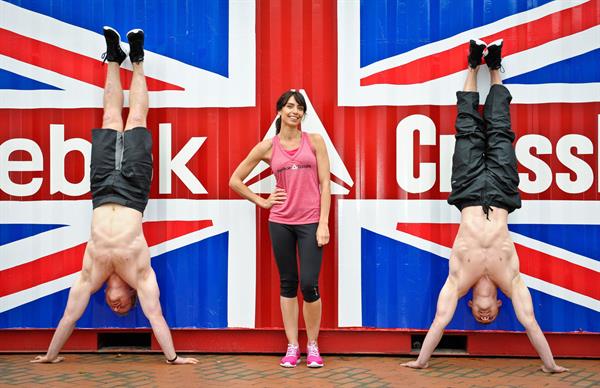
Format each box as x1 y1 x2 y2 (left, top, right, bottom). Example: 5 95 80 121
521 274 600 312
0 0 256 108
510 232 600 273
359 0 590 77
0 272 79 314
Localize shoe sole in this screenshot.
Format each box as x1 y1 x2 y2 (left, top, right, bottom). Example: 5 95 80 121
307 361 324 368
103 26 121 41
472 38 487 47
487 38 503 48
126 28 144 38
280 360 301 368
483 38 503 67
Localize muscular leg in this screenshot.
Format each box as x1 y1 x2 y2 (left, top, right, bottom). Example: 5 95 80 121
124 62 148 130
101 62 124 131
447 67 487 209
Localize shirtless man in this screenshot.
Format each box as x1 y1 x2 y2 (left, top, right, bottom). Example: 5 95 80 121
401 40 567 373
31 27 197 365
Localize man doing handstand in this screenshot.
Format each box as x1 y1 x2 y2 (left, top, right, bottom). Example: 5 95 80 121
401 39 567 373
31 27 197 365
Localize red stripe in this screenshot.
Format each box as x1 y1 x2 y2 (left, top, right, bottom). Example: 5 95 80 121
0 28 184 91
361 0 599 86
397 223 459 248
514 243 600 301
0 243 86 298
142 220 213 247
396 223 600 300
0 220 213 297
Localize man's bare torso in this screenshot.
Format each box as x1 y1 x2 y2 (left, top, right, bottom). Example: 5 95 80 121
450 206 520 297
82 204 150 291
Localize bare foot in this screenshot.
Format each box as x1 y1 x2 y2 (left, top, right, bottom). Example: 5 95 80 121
541 364 569 373
30 355 64 364
401 360 429 369
167 356 199 365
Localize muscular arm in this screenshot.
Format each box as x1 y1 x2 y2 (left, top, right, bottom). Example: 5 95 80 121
510 274 568 373
402 277 460 368
311 134 331 246
136 267 197 364
31 273 94 363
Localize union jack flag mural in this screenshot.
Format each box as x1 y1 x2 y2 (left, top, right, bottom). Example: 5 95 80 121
0 0 598 338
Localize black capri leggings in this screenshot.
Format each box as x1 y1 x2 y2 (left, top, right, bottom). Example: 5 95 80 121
268 222 323 303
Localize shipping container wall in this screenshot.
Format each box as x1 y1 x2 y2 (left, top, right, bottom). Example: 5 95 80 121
0 0 598 334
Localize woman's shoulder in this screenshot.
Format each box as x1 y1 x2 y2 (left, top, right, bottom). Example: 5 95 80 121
306 132 325 150
256 137 274 151
306 132 324 142
246 137 274 160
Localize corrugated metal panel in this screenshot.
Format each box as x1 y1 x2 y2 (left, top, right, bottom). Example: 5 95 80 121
0 0 598 336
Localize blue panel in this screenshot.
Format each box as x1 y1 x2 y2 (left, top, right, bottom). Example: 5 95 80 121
505 49 600 84
0 232 229 328
6 0 229 77
508 224 600 260
0 223 66 246
0 69 62 90
360 228 599 331
151 231 228 328
360 0 553 68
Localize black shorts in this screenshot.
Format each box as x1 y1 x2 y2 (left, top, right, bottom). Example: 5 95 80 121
90 127 153 213
447 85 521 215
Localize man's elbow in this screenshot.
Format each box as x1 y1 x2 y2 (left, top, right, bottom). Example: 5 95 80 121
432 315 450 329
60 313 77 327
519 314 538 330
144 307 164 324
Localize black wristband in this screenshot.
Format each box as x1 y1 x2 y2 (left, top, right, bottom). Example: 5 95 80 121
166 354 178 363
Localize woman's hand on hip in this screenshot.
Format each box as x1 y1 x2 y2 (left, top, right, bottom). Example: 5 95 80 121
260 188 287 209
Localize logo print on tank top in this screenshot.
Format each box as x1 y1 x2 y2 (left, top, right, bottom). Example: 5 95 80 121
291 164 298 170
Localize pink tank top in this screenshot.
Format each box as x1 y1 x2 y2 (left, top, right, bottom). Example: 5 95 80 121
269 132 321 224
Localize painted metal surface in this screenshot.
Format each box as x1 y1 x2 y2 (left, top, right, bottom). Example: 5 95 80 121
0 0 598 339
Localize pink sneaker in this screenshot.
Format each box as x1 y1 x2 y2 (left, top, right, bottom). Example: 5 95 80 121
280 344 301 368
306 341 324 368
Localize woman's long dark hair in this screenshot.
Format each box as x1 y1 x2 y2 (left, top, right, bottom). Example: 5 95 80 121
275 90 308 134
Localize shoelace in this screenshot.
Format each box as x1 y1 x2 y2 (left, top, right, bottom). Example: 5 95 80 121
307 344 320 357
101 52 108 64
285 345 298 357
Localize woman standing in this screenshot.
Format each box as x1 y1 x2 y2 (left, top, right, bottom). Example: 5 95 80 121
229 90 331 368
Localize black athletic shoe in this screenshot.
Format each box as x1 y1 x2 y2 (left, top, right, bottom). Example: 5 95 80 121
127 29 145 63
468 39 487 69
102 26 127 65
484 39 504 70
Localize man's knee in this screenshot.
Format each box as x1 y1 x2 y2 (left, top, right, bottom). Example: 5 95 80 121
125 113 147 130
102 111 123 131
